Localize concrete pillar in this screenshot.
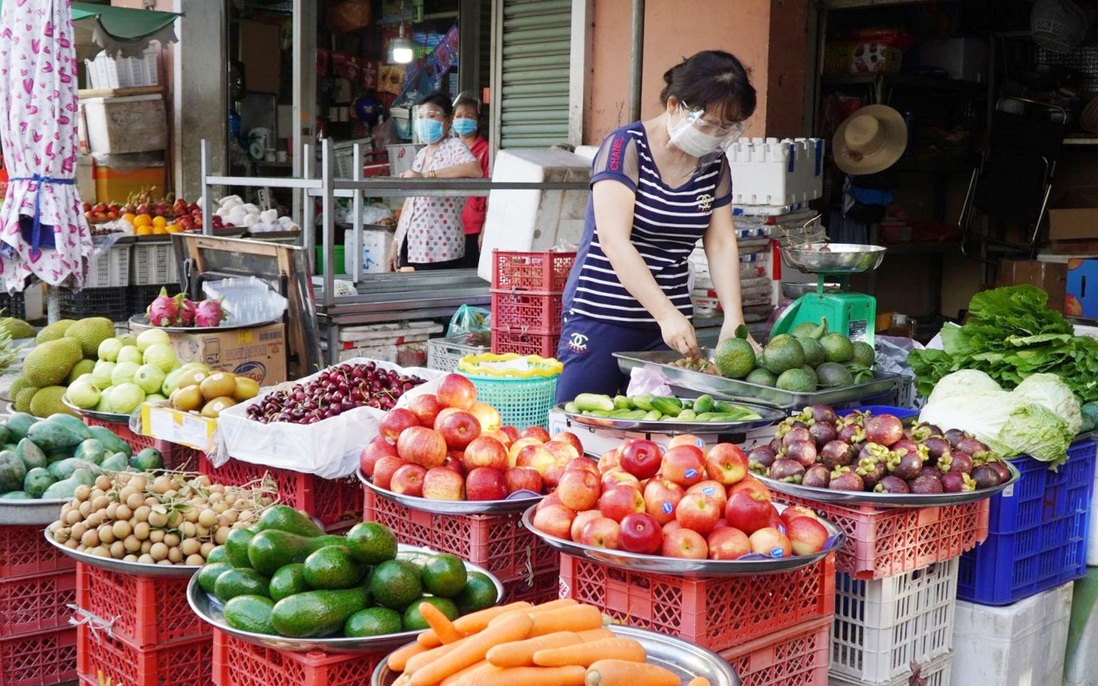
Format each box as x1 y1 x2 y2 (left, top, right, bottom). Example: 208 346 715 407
172 0 226 200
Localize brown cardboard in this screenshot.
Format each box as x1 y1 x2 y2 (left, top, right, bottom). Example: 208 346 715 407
129 321 287 385
238 21 281 95
995 260 1066 312
1048 186 1098 241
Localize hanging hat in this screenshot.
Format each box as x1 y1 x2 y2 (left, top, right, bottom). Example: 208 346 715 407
832 105 907 175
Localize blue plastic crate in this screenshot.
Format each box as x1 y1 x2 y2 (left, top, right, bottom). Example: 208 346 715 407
836 405 919 420
957 438 1097 605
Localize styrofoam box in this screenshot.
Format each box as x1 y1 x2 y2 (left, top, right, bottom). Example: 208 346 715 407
81 94 166 155
345 226 395 274
953 580 1073 686
726 137 825 207
1065 569 1098 686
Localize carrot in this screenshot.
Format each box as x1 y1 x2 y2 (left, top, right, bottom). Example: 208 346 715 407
458 665 587 686
419 601 464 645
528 605 605 637
405 638 466 674
533 637 646 668
450 602 533 635
486 631 582 668
686 678 710 686
577 628 616 642
440 660 497 686
388 641 429 672
584 660 681 686
487 599 578 627
409 612 535 686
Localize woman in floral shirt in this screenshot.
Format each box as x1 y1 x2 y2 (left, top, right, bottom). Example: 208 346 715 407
389 92 482 270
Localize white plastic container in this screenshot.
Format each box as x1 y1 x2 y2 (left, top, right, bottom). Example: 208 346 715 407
345 225 395 275
952 580 1073 686
81 94 166 155
1065 569 1098 686
831 650 953 686
84 48 160 90
725 137 824 208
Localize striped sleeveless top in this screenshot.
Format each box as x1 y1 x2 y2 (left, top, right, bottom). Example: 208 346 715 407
563 122 732 326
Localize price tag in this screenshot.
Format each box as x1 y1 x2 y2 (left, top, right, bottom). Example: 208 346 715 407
256 188 272 212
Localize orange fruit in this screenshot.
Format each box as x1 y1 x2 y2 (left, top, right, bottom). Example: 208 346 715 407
133 214 152 228
164 224 182 234
152 225 167 235
121 213 136 224
152 216 167 228
135 225 153 236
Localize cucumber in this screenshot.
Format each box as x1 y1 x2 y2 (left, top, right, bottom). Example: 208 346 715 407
563 401 579 414
650 396 683 417
573 393 614 413
631 394 655 411
692 394 715 414
612 395 633 410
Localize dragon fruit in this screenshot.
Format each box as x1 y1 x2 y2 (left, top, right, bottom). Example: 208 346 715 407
146 287 179 327
194 299 226 328
174 295 197 327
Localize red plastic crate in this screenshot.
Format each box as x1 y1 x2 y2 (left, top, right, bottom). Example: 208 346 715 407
77 624 212 686
82 416 201 471
557 552 836 653
0 628 77 686
490 327 559 358
76 562 208 649
504 567 561 605
719 616 831 686
491 250 576 292
0 570 76 638
0 524 76 579
199 455 362 531
490 290 564 335
212 629 384 686
774 494 990 580
362 487 558 581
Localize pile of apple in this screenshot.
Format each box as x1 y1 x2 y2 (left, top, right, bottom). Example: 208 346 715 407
530 437 831 561
359 373 586 502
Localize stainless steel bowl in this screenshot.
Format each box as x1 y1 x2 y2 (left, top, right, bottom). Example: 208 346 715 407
781 243 886 274
780 281 840 299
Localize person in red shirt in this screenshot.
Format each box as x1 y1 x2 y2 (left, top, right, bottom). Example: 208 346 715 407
452 92 490 269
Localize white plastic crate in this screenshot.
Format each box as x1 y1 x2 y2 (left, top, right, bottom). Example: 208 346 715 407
131 242 179 285
953 581 1072 686
832 650 953 686
831 558 959 684
333 138 373 178
726 137 824 207
84 48 160 90
85 245 131 288
426 338 487 372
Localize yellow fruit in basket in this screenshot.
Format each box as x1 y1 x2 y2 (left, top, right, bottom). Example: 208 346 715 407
232 377 259 402
199 372 237 402
170 385 204 412
175 368 208 390
121 213 136 224
152 216 168 228
201 396 237 418
152 224 167 235
133 214 152 228
164 224 182 234
135 225 153 236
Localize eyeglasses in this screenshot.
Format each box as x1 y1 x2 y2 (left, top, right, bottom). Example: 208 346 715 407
682 104 745 139
417 108 447 120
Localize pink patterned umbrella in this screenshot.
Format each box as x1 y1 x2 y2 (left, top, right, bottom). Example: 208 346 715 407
0 0 92 293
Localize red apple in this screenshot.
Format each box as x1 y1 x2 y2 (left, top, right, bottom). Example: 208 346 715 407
532 503 576 539
435 407 462 425
779 505 819 529
422 466 466 500
597 449 621 474
442 451 465 475
707 527 751 560
468 401 502 431
705 443 749 485
727 475 772 502
602 467 642 492
537 491 563 511
749 527 792 558
661 444 706 488
437 373 477 410
597 485 645 522
675 493 721 534
686 480 728 512
579 517 622 549
786 516 829 555
406 394 443 428
662 527 709 559
379 408 419 442
500 425 521 443
554 431 585 456
544 440 581 463
520 426 551 443
481 428 513 449
508 437 544 467
435 410 482 450
570 510 603 542
766 505 785 533
564 457 599 478
515 444 557 476
390 464 427 497
359 435 397 477
667 434 707 453
642 478 686 525
465 467 508 501
619 439 663 480
542 459 569 489
662 520 683 535
503 467 543 495
556 469 601 511
462 435 509 472
725 491 774 535
372 456 405 490
619 512 663 554
396 426 448 469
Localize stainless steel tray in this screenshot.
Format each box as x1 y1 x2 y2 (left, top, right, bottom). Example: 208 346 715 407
781 243 886 274
359 470 542 515
555 402 785 434
0 499 66 525
62 397 132 425
522 503 843 577
129 315 279 333
756 459 1022 509
615 350 899 410
187 544 505 653
44 527 201 577
371 624 741 686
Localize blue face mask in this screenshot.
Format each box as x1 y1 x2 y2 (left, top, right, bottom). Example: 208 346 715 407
452 118 478 137
415 118 445 144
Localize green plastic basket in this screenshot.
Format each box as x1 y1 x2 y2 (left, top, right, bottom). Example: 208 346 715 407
458 354 562 429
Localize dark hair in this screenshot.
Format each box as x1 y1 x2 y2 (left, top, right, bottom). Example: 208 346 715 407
452 91 481 115
660 50 756 123
416 91 453 117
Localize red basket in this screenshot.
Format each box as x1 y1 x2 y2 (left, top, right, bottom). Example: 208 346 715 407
0 524 76 579
199 455 363 532
0 628 77 686
490 290 564 335
491 250 576 292
82 416 201 471
505 568 561 605
212 629 384 686
0 570 76 639
719 616 831 686
77 624 212 686
774 494 989 580
557 552 835 653
75 563 208 649
490 327 559 358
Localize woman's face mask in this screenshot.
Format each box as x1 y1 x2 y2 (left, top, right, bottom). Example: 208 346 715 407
452 118 478 136
666 104 743 158
416 117 445 144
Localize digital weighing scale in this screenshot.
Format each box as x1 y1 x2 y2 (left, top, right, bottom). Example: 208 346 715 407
770 243 887 344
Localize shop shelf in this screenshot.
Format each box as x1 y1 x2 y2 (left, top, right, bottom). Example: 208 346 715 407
957 439 1097 605
199 455 362 532
82 415 201 471
490 327 559 359
212 628 384 686
60 287 128 322
491 250 576 292
557 552 835 653
77 624 212 686
0 524 76 579
829 650 953 686
718 616 831 686
772 494 988 580
131 241 179 285
426 338 487 372
0 627 77 686
831 558 958 684
490 289 564 335
0 570 76 639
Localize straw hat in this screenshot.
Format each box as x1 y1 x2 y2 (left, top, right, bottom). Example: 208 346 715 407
832 105 908 175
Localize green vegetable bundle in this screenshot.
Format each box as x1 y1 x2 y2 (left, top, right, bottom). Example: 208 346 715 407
909 285 1098 403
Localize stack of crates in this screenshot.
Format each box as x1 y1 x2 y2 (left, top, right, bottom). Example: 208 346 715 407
490 250 575 358
128 239 180 315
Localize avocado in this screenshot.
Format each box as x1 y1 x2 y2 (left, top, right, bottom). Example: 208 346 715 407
761 335 806 375
270 587 370 638
214 568 271 603
303 546 365 590
246 530 351 576
269 563 309 602
255 504 325 538
206 545 229 564
225 528 257 569
197 562 234 595
224 595 277 635
344 522 399 565
0 491 32 499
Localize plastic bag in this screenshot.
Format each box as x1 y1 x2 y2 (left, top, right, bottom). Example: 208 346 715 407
445 305 491 346
626 366 674 397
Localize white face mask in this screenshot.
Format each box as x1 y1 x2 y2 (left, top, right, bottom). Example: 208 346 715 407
666 106 734 158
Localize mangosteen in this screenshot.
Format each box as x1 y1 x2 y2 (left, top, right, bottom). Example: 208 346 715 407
837 423 866 445
891 438 922 458
956 437 991 459
971 464 1003 489
904 422 933 443
769 458 806 483
747 446 778 470
940 472 974 493
917 465 942 480
924 424 944 436
809 422 838 447
875 475 910 494
908 474 944 494
943 428 967 448
786 440 818 468
782 426 813 449
806 404 837 425
986 461 1012 483
802 464 831 489
889 450 924 481
949 452 974 475
858 441 890 463
864 414 905 447
923 436 952 463
829 467 865 492
856 459 888 490
820 440 856 470
768 437 784 454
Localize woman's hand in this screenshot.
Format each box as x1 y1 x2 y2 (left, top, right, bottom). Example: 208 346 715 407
719 321 761 353
387 244 399 271
400 170 422 179
657 310 699 358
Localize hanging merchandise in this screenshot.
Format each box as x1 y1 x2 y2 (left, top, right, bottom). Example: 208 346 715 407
832 105 907 176
327 0 371 34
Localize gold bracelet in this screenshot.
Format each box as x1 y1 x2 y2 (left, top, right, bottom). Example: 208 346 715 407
428 170 437 179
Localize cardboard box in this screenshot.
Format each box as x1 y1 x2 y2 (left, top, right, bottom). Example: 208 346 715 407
996 259 1067 312
1049 186 1098 242
129 321 287 385
1066 259 1098 318
140 402 218 453
238 21 281 95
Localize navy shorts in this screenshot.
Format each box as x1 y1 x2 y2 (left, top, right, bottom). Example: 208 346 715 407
554 312 668 403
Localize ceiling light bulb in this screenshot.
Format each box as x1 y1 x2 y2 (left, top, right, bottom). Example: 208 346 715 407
391 36 414 64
